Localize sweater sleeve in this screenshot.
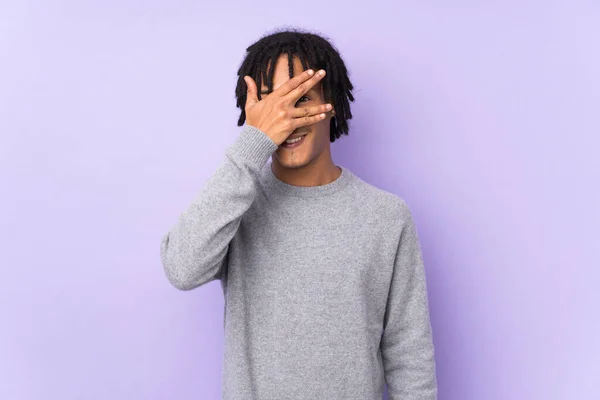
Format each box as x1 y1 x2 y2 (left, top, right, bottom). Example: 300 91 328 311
160 125 279 290
381 202 438 399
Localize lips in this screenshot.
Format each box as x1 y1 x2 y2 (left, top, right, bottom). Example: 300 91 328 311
281 133 308 148
287 133 308 139
287 131 310 139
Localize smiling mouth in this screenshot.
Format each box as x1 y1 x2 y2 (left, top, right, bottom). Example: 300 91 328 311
281 133 308 148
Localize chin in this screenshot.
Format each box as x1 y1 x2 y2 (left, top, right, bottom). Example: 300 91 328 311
274 151 312 169
277 157 310 169
273 131 324 168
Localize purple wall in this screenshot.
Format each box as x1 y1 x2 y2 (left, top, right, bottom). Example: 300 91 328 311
1 2 598 399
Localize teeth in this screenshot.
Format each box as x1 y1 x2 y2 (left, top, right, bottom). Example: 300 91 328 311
285 136 304 144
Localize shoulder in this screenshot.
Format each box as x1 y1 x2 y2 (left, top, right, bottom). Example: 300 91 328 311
347 172 414 227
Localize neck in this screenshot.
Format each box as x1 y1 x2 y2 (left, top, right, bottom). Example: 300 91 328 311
271 154 341 187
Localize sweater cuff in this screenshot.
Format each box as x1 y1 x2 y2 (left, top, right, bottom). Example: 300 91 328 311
226 125 279 170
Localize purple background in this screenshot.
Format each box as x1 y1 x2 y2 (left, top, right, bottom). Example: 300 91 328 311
1 1 599 399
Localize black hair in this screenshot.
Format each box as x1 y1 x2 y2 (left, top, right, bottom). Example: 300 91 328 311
234 28 355 143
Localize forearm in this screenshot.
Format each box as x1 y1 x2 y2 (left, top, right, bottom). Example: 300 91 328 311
160 125 278 290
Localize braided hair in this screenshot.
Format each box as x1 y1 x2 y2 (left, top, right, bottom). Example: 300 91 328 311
234 28 355 143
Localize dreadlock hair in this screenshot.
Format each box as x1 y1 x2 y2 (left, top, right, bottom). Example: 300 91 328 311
234 28 355 143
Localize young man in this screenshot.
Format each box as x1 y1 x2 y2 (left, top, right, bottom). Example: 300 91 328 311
160 29 437 399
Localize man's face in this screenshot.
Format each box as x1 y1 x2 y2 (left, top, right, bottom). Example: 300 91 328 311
260 54 333 170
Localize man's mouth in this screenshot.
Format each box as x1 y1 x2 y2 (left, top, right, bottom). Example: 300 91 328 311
281 133 308 148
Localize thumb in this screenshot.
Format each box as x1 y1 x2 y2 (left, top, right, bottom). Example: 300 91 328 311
244 76 258 108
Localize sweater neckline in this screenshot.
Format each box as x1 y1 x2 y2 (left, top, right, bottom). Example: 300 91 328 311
261 162 353 198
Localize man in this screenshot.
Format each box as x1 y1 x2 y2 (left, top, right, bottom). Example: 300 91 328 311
160 29 437 399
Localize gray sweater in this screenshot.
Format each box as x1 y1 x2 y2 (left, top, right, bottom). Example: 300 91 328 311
160 125 437 399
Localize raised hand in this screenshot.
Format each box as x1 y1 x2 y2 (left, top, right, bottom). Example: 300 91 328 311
243 69 332 146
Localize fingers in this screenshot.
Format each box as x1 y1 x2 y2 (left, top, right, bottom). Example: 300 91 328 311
272 68 315 98
244 76 258 108
291 111 328 130
290 103 333 118
284 69 326 104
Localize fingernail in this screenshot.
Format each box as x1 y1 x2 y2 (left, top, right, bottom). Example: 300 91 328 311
307 69 314 75
326 104 332 110
318 70 326 76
